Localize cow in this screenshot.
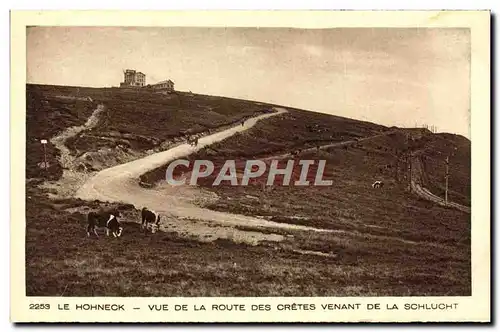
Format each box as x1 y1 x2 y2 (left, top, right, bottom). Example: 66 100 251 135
141 207 161 234
372 180 384 189
87 210 123 238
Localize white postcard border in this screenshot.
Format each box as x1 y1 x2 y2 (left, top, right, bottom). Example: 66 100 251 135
10 10 490 323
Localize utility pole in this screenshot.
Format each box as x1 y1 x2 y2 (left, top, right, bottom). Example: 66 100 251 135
408 152 412 192
40 139 48 173
445 156 449 205
405 133 412 192
395 153 399 182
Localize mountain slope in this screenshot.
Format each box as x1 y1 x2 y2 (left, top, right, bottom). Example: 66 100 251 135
25 84 471 297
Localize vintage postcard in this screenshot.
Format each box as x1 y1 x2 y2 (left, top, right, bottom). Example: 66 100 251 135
10 10 490 323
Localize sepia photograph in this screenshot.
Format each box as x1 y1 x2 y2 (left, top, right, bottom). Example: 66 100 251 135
11 10 490 323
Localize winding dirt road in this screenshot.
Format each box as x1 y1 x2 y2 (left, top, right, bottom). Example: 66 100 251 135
51 104 105 170
74 107 349 244
40 104 106 198
410 154 471 214
266 129 470 214
69 106 468 245
263 129 398 160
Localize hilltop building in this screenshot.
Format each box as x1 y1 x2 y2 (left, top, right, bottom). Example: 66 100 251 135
120 69 146 87
150 79 175 93
118 70 175 93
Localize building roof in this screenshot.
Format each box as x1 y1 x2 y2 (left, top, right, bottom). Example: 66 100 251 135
154 79 174 85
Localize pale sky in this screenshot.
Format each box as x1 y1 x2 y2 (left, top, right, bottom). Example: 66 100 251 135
27 27 471 138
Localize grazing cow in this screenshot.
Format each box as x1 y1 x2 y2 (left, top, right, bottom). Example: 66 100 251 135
141 207 161 233
372 180 384 189
87 210 123 238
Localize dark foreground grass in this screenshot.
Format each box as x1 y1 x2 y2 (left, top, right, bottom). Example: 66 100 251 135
26 185 470 296
25 140 471 296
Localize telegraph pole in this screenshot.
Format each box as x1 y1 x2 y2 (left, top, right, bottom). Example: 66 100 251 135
395 153 399 182
405 134 411 191
40 139 48 173
445 156 449 205
408 152 412 192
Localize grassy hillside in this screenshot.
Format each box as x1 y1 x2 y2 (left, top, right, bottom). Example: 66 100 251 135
68 89 272 153
139 110 471 295
26 185 469 296
25 84 471 296
420 133 471 206
142 119 470 245
343 129 471 206
26 86 96 179
27 84 271 178
141 109 387 183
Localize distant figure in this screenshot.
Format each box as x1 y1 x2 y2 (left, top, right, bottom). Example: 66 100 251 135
241 120 245 127
187 136 198 147
372 180 384 189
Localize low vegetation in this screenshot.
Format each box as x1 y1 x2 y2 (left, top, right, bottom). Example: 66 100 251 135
27 84 271 175
26 184 469 296
26 86 96 179
25 84 471 296
140 108 471 296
